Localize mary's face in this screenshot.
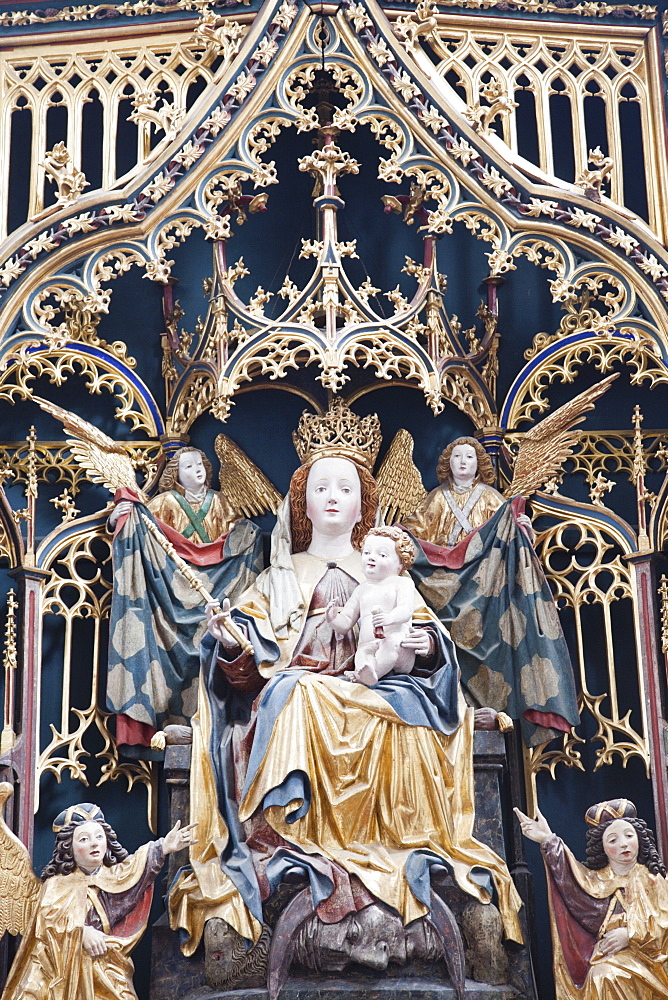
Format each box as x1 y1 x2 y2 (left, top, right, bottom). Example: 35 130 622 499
306 457 362 537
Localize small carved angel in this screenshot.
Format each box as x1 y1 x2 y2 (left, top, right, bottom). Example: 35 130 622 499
515 798 668 999
0 784 196 1000
30 397 279 754
376 373 619 545
374 375 618 747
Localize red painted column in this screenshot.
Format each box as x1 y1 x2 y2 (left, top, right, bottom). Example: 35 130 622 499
627 554 668 861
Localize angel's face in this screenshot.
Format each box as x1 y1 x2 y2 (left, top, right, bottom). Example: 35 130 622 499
449 444 478 487
178 451 207 493
602 819 638 874
72 821 107 873
305 457 362 538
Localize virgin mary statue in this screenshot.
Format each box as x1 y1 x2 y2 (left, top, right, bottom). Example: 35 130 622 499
168 402 523 956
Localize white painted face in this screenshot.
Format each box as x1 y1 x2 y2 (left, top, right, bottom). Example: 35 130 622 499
305 457 362 538
449 443 478 487
178 451 207 493
361 534 402 582
602 818 639 873
72 820 107 873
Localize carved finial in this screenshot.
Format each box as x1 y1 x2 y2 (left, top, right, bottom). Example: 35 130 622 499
42 142 89 208
632 405 652 552
576 146 613 204
463 80 518 137
129 91 186 141
1 589 18 754
659 575 668 655
50 489 80 523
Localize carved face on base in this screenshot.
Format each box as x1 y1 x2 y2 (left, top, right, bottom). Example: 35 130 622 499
294 904 441 973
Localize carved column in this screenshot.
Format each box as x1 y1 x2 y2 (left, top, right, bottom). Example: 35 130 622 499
3 565 51 852
627 553 668 860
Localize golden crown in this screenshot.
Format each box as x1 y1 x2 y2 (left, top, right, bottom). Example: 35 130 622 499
293 399 382 471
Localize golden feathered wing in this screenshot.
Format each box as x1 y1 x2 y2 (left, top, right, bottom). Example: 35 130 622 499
214 433 282 517
0 783 41 936
375 429 427 525
32 396 147 502
505 373 619 499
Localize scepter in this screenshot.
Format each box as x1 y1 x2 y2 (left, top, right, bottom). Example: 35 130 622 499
139 511 254 655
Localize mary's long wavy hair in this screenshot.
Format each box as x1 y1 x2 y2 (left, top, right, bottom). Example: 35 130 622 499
158 446 212 493
41 820 129 880
585 817 666 877
289 460 379 553
436 436 495 488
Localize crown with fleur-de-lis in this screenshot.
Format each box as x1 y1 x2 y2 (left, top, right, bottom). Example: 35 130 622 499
293 399 382 471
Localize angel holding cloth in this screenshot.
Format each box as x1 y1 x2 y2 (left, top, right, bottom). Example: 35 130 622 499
378 377 618 747
30 397 279 756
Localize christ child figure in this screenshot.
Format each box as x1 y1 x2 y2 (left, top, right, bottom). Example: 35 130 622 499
326 526 417 686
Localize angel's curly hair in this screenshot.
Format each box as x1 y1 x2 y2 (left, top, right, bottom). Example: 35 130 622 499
585 817 666 877
436 436 495 488
290 461 379 554
364 526 416 571
158 446 212 493
41 820 128 880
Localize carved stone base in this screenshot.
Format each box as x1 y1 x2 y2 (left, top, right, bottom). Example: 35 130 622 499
181 975 523 999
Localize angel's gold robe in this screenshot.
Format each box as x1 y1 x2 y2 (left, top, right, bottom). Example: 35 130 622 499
402 482 504 547
2 844 160 1000
148 488 236 544
542 836 668 1000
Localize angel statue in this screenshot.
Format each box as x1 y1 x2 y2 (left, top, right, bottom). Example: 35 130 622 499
32 397 280 756
377 375 618 747
515 798 668 1000
167 399 524 992
0 784 196 1000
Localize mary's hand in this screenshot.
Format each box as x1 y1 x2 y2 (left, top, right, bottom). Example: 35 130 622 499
514 806 553 844
400 627 432 657
206 599 247 651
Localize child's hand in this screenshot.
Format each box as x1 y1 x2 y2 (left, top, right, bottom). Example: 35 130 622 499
372 610 387 629
163 820 198 855
325 600 339 623
82 925 108 957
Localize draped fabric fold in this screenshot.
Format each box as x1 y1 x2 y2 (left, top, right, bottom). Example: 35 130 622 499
405 498 580 747
106 502 263 750
168 550 523 954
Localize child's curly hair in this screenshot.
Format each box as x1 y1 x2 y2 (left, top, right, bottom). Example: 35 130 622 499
364 526 416 571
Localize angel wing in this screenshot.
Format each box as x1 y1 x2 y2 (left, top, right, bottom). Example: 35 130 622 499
32 396 147 502
506 373 619 499
0 782 41 936
214 433 282 517
375 429 427 524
